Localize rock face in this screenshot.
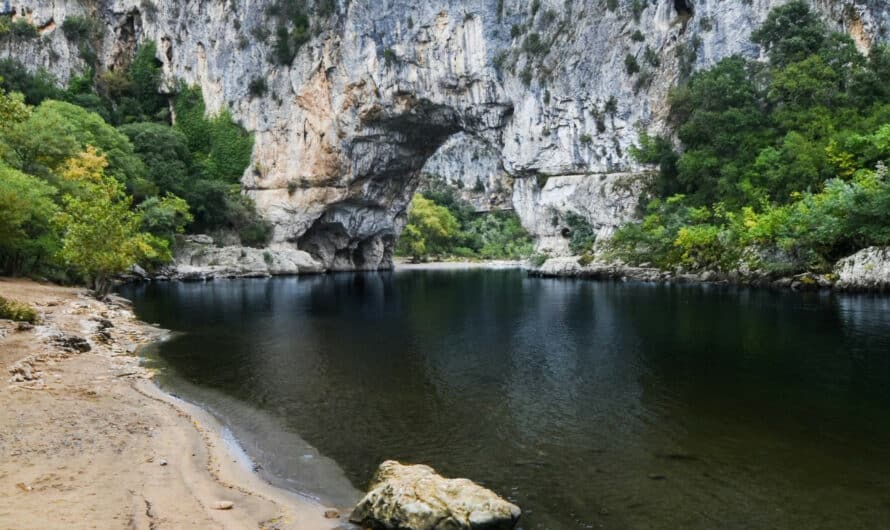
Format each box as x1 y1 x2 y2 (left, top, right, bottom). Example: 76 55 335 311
4 1 890 269
350 460 521 530
835 247 890 291
158 235 324 280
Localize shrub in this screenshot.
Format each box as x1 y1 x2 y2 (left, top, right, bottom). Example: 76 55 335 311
61 16 100 42
530 253 550 267
248 77 268 97
519 66 533 86
643 45 660 67
624 54 640 75
523 33 547 55
9 19 38 39
383 48 397 66
565 212 597 254
0 296 38 323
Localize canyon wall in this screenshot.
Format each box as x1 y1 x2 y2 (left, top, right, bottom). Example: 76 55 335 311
3 0 889 268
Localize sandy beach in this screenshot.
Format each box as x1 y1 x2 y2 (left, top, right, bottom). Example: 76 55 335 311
0 278 348 530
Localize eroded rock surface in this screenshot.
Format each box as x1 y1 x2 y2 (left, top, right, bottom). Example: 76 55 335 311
835 246 890 291
350 460 520 530
4 1 890 268
159 235 324 280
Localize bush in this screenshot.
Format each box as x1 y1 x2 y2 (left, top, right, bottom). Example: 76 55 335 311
0 296 38 323
523 33 547 55
0 60 62 105
248 77 269 97
9 19 38 39
565 212 596 255
396 187 534 261
61 16 100 42
624 54 640 75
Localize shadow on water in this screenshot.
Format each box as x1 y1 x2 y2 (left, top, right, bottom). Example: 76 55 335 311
121 271 890 529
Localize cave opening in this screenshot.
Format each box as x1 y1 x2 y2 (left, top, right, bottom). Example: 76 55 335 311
674 0 693 18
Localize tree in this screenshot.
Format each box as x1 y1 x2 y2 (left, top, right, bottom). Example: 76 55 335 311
5 100 150 196
396 194 459 261
751 0 826 67
137 193 192 246
55 147 167 297
119 122 192 197
0 165 59 275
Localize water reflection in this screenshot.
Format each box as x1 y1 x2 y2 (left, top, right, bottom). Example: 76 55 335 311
122 272 890 529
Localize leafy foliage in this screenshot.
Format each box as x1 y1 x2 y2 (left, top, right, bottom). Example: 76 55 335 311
0 165 59 275
0 47 272 286
55 147 168 296
396 194 460 261
613 2 890 274
396 184 534 261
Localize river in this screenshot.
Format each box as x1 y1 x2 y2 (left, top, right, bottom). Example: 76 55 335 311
120 269 890 529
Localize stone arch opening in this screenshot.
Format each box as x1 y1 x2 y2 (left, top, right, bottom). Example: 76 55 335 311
296 101 468 271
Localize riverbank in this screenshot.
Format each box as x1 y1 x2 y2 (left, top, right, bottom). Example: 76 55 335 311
530 248 890 292
0 278 347 529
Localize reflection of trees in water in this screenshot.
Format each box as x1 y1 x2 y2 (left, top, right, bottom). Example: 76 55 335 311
122 277 890 530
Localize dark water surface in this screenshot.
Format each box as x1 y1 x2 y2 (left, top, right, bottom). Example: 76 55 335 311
121 270 890 529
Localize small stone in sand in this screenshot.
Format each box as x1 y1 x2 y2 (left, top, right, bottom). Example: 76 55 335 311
324 510 340 519
211 501 234 510
159 459 168 466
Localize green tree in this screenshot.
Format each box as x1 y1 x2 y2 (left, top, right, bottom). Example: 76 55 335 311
0 165 59 275
6 100 150 196
55 147 168 297
118 122 192 197
397 193 460 261
0 59 62 105
751 0 826 67
137 193 193 247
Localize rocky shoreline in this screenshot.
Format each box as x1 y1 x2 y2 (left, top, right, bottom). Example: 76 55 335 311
529 246 890 293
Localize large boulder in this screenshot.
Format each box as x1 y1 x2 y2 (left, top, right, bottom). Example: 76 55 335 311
349 461 520 530
835 246 890 291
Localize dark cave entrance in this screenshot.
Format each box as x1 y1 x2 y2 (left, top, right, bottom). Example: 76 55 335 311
674 0 693 18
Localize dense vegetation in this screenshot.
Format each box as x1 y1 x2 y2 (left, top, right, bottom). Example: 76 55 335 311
0 42 267 294
611 1 890 275
396 184 534 262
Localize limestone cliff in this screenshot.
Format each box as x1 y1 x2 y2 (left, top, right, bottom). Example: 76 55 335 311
3 0 889 269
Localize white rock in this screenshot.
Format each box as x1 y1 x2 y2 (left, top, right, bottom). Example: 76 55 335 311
835 247 890 290
350 460 520 530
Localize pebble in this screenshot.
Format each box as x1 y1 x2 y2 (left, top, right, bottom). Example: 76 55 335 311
159 459 168 466
324 510 340 519
211 501 234 510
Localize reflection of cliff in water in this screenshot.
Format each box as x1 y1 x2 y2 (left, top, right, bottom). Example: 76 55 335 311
122 274 890 529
